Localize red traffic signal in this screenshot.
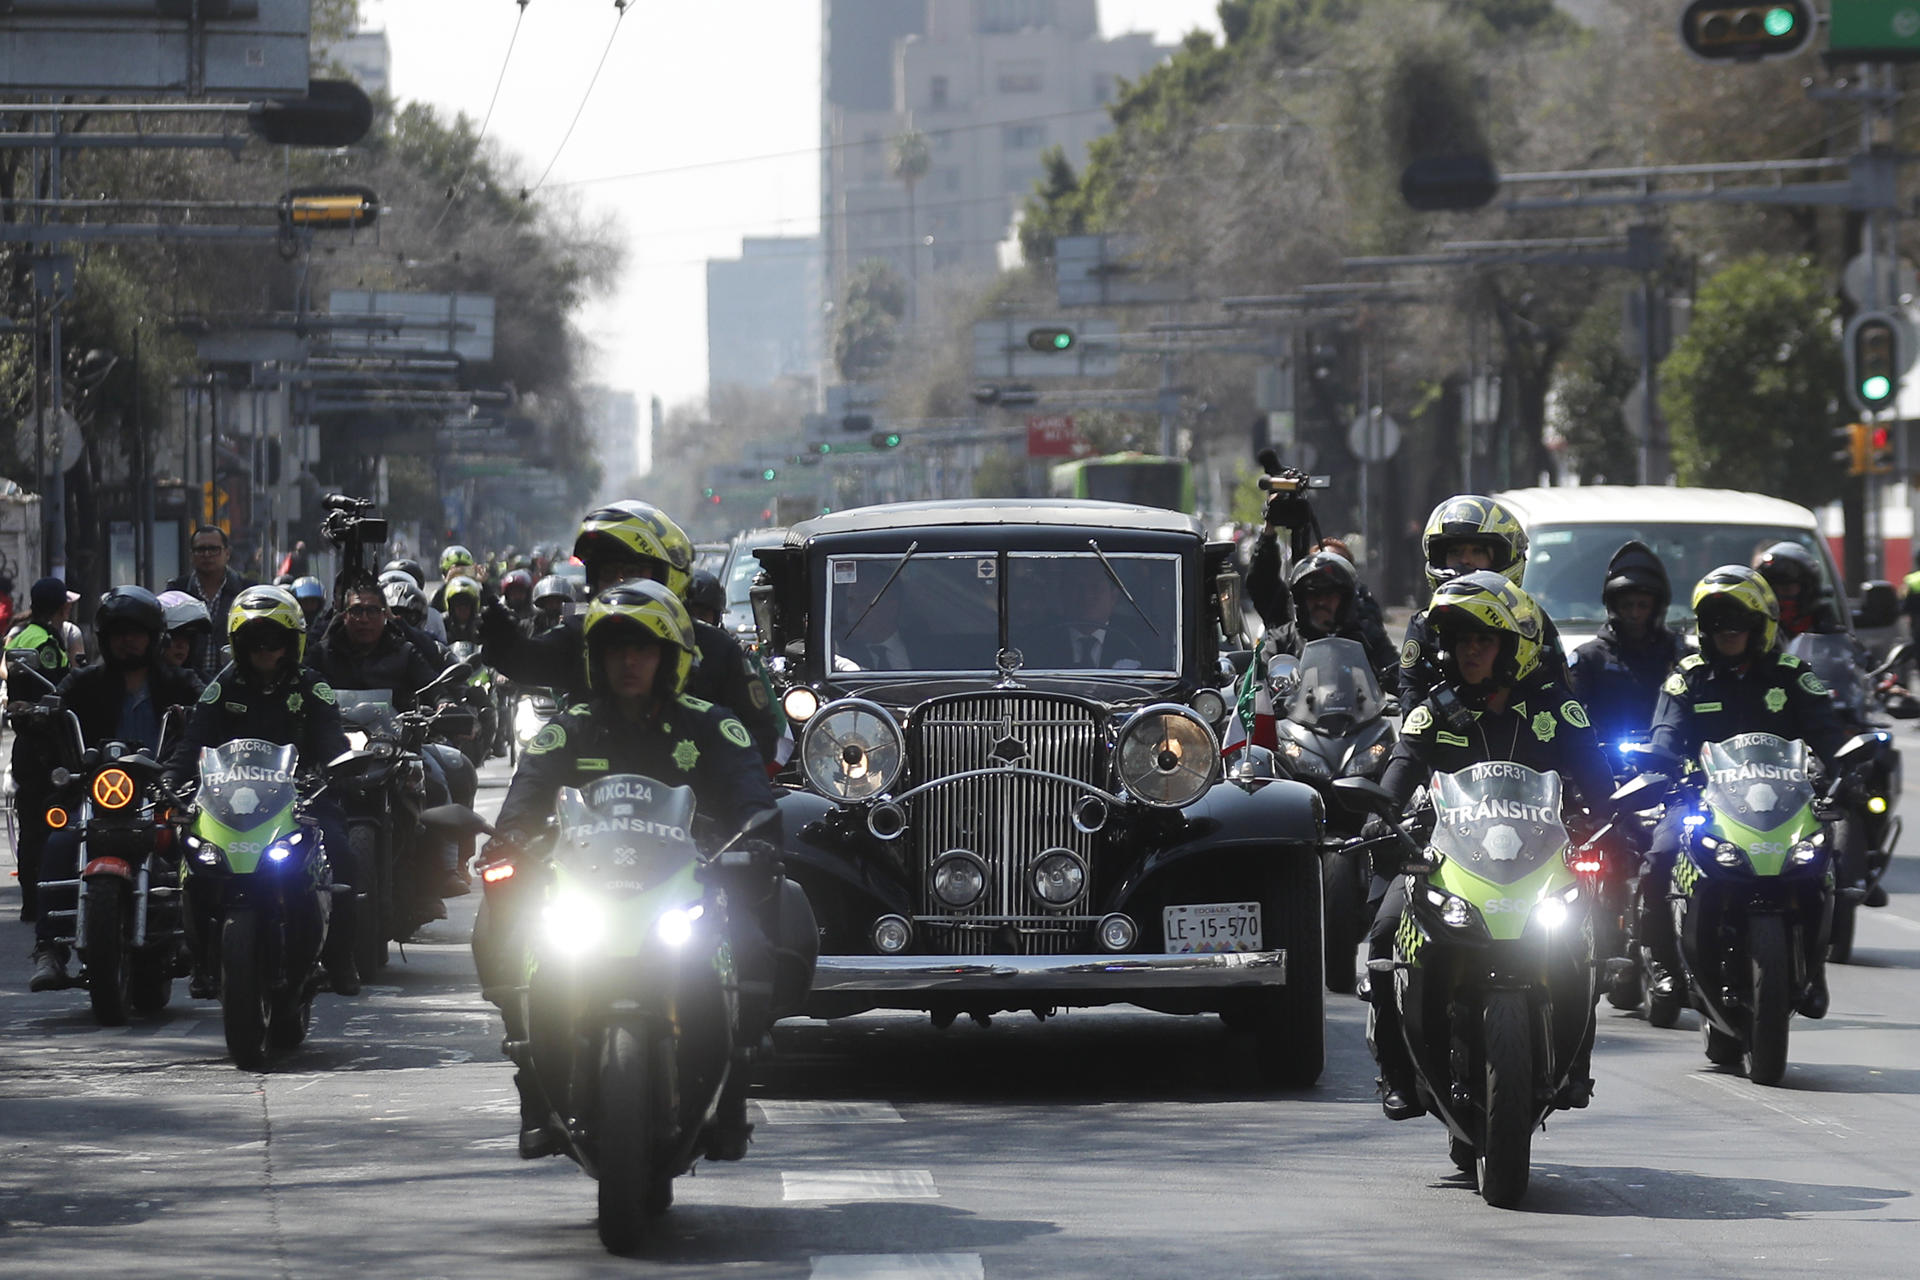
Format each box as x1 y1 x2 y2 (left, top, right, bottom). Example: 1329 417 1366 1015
1679 3 1814 62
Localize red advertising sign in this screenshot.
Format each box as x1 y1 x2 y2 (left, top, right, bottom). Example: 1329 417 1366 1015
1026 414 1087 457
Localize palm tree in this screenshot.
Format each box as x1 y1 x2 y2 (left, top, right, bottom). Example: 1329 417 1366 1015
889 129 931 322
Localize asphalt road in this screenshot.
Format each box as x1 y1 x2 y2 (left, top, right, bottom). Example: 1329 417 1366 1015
5 744 1920 1277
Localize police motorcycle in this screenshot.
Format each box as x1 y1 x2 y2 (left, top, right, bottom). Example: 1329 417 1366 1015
1643 732 1880 1084
180 740 339 1070
1264 637 1398 993
1785 633 1901 962
17 664 188 1026
468 775 809 1255
1338 762 1602 1209
1586 733 1662 1016
328 666 478 975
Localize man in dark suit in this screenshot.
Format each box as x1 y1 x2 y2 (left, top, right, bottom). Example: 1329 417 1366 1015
833 573 916 671
1032 566 1158 670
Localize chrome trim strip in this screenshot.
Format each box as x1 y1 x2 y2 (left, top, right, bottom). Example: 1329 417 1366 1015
886 766 1124 808
811 950 1287 991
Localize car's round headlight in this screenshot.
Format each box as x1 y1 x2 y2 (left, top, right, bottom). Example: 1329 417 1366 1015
1115 705 1217 807
1097 913 1137 951
783 686 820 724
1028 849 1087 907
930 850 988 908
800 699 904 803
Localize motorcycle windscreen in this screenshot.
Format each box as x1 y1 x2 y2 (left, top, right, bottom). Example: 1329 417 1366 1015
196 740 299 837
1286 637 1384 731
335 689 398 748
1785 633 1864 719
1700 733 1816 858
552 774 699 893
1428 761 1570 889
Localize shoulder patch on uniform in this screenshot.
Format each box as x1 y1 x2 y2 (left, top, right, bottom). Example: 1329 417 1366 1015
1560 699 1590 730
1436 731 1471 748
677 694 714 713
528 723 567 755
1663 671 1688 696
719 717 753 749
748 680 770 710
1679 654 1705 670
1798 670 1826 696
200 680 221 704
1403 704 1434 735
1779 653 1804 669
311 680 336 705
1399 638 1421 669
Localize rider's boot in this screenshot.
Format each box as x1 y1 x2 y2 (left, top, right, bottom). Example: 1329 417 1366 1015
515 1068 564 1159
1367 983 1424 1121
28 942 70 992
1800 954 1830 1019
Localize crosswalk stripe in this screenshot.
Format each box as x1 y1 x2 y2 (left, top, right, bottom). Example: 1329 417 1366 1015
782 1169 938 1202
755 1100 903 1125
810 1255 983 1279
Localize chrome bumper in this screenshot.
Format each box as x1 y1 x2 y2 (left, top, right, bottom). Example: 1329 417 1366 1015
810 949 1287 993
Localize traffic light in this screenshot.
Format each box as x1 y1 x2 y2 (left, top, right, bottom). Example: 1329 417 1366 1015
248 79 375 148
1847 311 1903 414
1834 423 1871 476
1026 327 1076 353
1678 2 1814 61
282 185 379 230
760 467 778 482
871 430 903 450
840 413 873 433
1870 423 1896 475
814 442 833 455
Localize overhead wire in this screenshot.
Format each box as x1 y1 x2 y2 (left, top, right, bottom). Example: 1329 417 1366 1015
425 0 530 238
522 0 632 200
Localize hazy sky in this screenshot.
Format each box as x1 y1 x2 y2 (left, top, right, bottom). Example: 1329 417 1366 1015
360 1 1223 434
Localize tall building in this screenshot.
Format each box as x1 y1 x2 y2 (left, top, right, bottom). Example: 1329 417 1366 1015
315 28 391 96
706 236 824 393
583 386 641 482
820 1 1170 314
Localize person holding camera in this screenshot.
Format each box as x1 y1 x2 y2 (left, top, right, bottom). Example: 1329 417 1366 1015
165 526 256 680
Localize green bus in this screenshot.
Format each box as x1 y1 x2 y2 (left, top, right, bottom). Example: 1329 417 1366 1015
1048 452 1195 513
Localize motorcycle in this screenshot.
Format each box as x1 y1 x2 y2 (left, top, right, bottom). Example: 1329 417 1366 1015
17 669 187 1026
1265 637 1398 994
181 739 336 1070
1339 762 1598 1209
473 775 810 1255
1588 733 1661 1016
1786 633 1901 962
1661 731 1875 1085
329 673 478 974
449 641 501 768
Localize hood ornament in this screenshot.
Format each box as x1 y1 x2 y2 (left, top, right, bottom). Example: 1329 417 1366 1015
995 647 1025 687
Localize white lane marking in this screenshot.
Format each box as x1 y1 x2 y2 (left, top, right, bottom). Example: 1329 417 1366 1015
782 1170 939 1202
755 1100 903 1125
1876 913 1920 934
1690 1072 1860 1138
812 1255 983 1279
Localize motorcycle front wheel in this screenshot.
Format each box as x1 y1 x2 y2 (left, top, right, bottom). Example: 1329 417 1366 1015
595 1022 665 1255
1477 990 1533 1209
84 879 134 1027
1744 914 1792 1086
1320 849 1362 995
221 909 272 1072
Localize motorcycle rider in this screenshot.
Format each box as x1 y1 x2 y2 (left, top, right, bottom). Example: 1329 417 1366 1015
163 586 358 997
1398 496 1567 706
1365 572 1614 1119
1645 566 1846 1018
443 575 483 645
432 546 496 612
478 501 785 762
473 580 780 1161
291 576 328 629
1754 541 1845 639
687 569 726 629
530 575 570 635
1262 550 1399 685
383 558 446 643
6 578 84 922
1568 540 1688 749
500 569 535 631
28 588 205 991
157 591 215 678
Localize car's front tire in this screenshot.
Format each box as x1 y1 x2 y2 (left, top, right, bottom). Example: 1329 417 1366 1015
1235 852 1325 1090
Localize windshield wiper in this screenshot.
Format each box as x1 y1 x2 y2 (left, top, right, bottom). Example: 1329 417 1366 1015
1086 539 1159 635
845 540 919 639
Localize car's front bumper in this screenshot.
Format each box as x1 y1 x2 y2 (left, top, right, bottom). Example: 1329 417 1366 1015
810 948 1287 993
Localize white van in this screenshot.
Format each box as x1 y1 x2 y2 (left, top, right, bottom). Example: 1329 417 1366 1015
1492 486 1849 657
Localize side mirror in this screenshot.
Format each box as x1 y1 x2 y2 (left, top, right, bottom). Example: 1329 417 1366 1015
750 575 779 653
1331 775 1395 814
422 660 473 698
436 708 479 737
1612 772 1670 810
422 803 494 838
1216 569 1248 649
1268 653 1301 698
1834 731 1889 770
1853 581 1899 631
1620 742 1684 777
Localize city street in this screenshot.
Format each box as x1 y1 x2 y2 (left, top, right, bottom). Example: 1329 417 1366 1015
4 742 1920 1277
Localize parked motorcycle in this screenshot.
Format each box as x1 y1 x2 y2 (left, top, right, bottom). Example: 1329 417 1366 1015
1266 637 1397 993
181 739 335 1070
474 775 805 1254
1339 762 1598 1209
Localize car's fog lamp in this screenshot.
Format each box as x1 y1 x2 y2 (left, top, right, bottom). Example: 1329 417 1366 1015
930 851 988 909
872 914 912 954
1097 913 1137 952
1028 849 1087 907
1190 687 1228 727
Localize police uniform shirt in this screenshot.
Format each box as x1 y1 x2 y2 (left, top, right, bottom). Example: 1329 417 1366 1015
1650 649 1845 769
164 663 351 791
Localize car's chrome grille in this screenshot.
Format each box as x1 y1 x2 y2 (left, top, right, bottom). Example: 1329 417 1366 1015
912 693 1102 955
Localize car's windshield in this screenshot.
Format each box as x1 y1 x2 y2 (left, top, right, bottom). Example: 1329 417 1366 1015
824 550 1182 674
1522 522 1833 630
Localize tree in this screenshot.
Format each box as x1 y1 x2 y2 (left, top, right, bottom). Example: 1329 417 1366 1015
890 131 930 317
834 259 908 382
1660 255 1846 508
1550 288 1642 485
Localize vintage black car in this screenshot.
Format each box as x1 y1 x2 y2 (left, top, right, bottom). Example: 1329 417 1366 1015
751 499 1327 1087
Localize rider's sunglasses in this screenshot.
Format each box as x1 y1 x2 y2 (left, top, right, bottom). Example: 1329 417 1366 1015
344 604 385 619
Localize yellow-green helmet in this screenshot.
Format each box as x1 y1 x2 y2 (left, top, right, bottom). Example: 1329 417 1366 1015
228 584 308 664
439 545 476 577
443 574 482 610
1692 565 1779 654
583 578 698 698
573 500 694 599
1426 570 1544 687
1422 495 1529 590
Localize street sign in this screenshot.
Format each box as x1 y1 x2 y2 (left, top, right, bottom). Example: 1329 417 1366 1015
1828 0 1920 62
1347 409 1402 463
0 0 312 94
1842 253 1919 309
328 291 495 363
971 318 1119 379
1026 414 1088 458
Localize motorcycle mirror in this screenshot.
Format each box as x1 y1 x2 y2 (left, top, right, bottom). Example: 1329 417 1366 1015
423 660 473 695
1331 775 1394 813
1612 772 1670 808
1620 742 1683 777
436 709 479 738
1268 653 1302 697
421 804 494 838
1834 732 1886 769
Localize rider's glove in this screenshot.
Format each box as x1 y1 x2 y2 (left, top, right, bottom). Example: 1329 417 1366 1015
1263 492 1311 530
1361 814 1393 842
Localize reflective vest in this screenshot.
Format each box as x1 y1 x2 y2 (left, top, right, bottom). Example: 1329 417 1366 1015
1904 570 1920 600
7 622 70 676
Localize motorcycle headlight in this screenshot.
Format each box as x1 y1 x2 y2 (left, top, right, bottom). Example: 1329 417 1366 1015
1790 837 1824 865
656 902 704 948
1116 705 1217 808
1028 849 1087 907
1279 739 1330 779
267 842 294 864
801 699 905 803
1343 741 1391 777
1439 894 1474 930
930 850 988 909
1531 885 1578 930
1868 795 1889 815
543 891 607 955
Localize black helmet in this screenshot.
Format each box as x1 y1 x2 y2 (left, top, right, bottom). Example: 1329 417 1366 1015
687 569 725 618
1600 539 1672 624
383 558 427 590
1287 551 1357 635
1753 541 1821 601
95 585 166 671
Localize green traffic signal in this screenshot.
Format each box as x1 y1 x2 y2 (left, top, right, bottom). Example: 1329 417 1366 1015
1679 1 1812 61
761 467 778 481
1864 375 1893 402
1762 6 1794 36
815 442 832 455
1849 312 1901 412
870 430 903 449
701 486 716 498
1026 327 1076 353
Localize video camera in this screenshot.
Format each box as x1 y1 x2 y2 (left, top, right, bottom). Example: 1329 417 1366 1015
1255 447 1331 497
319 493 389 592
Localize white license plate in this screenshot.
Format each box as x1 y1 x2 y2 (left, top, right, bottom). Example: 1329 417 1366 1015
1162 902 1262 954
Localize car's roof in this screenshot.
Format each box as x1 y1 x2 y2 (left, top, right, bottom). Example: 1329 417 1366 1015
1494 486 1820 529
787 499 1205 541
726 527 788 550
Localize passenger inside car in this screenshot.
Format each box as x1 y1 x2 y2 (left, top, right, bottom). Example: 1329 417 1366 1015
1010 554 1177 672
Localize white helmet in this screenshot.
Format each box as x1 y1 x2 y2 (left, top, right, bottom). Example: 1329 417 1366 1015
156 589 212 637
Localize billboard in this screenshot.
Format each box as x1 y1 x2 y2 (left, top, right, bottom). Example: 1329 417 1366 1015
0 0 311 96
327 290 496 364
